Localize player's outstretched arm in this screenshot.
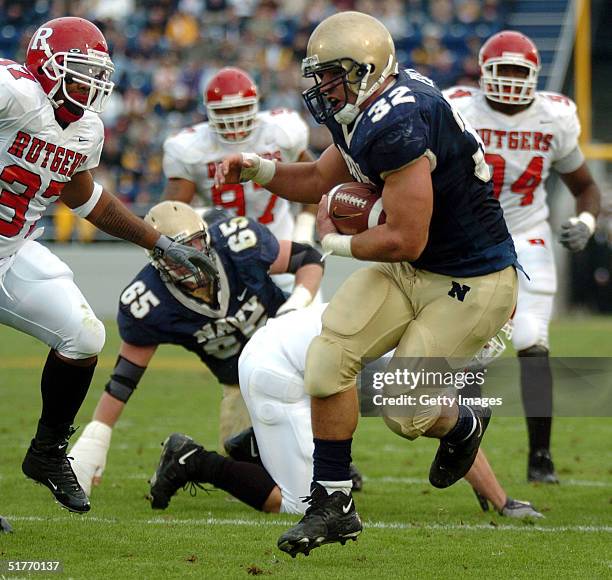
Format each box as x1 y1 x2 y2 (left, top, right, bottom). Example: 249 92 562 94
215 145 353 204
61 170 217 282
559 163 601 252
70 342 157 495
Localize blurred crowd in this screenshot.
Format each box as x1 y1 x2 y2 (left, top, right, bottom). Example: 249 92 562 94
1 0 505 209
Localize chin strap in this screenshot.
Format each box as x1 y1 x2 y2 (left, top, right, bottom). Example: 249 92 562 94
334 55 398 125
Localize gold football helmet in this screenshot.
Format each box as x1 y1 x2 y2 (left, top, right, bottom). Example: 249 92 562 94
302 11 398 124
145 201 216 298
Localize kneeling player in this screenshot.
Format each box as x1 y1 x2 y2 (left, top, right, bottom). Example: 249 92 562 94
150 304 541 518
70 201 323 495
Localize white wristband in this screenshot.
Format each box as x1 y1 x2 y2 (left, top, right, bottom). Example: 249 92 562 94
240 153 276 185
293 211 316 244
570 211 596 235
322 233 353 258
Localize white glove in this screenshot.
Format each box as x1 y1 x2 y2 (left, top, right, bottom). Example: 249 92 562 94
276 285 313 316
559 212 596 252
69 420 112 496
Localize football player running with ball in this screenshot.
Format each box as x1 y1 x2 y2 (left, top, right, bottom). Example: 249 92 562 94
216 11 519 556
144 304 540 518
0 18 214 514
69 201 324 498
162 67 318 259
445 31 601 483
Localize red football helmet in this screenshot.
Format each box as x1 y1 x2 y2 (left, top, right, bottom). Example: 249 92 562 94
479 31 540 105
26 17 115 114
205 67 259 142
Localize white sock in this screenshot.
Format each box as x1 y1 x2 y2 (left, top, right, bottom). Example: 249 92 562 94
317 480 352 496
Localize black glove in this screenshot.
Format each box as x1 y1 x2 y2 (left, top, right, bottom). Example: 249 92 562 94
153 235 218 284
559 219 592 252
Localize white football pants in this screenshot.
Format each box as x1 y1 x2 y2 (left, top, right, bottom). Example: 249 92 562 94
512 222 557 351
239 333 313 514
0 241 105 359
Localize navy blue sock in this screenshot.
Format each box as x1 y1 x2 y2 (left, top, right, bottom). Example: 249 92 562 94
313 438 352 481
442 405 478 444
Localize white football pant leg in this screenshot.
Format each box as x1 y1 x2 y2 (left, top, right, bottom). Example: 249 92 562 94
239 348 313 514
69 421 112 496
0 241 105 359
512 223 556 351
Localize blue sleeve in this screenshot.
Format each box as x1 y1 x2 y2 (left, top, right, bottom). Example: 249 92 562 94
368 110 429 177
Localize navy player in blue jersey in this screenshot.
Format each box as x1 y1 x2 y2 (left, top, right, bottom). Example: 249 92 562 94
217 11 519 556
69 201 324 502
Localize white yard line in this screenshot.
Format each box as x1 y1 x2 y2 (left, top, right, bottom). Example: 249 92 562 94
5 515 612 533
363 475 612 488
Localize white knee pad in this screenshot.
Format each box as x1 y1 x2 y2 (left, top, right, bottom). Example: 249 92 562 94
248 367 305 425
512 314 543 351
512 292 553 352
57 308 106 359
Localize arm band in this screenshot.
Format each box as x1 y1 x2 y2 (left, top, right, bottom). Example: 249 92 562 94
553 146 585 174
71 181 103 218
240 153 276 185
287 242 325 273
321 233 353 258
104 355 147 403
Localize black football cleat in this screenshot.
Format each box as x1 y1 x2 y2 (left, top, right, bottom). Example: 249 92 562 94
149 433 205 509
223 427 263 467
277 482 362 558
349 463 363 492
429 406 492 489
528 449 559 484
22 425 90 513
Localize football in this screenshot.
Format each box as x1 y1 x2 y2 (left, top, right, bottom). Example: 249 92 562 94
327 182 386 235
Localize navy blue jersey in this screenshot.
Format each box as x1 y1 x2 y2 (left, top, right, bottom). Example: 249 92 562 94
326 68 516 277
117 217 287 385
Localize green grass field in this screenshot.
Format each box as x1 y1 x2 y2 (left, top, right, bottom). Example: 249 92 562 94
1 317 611 579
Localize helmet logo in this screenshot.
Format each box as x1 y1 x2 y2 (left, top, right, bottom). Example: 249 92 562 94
31 27 53 50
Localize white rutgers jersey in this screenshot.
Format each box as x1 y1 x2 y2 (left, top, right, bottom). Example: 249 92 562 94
163 109 309 240
443 86 582 235
0 61 104 260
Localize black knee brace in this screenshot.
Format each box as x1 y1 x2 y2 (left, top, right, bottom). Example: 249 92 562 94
104 356 146 403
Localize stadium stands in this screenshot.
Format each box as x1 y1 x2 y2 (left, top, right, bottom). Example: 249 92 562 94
1 0 507 232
